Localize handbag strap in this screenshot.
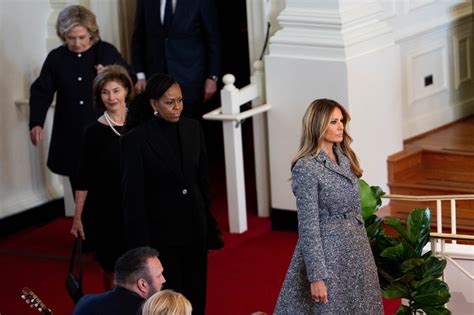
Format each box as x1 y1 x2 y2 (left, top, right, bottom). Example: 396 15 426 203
68 237 83 284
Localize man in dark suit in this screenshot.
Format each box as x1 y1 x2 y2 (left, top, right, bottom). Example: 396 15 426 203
131 0 221 118
73 247 165 315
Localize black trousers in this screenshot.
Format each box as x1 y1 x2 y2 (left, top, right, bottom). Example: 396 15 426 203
158 244 208 315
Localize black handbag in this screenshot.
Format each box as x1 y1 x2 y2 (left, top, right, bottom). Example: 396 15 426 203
65 237 83 304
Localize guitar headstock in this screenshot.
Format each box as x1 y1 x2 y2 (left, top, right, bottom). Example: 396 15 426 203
21 287 53 315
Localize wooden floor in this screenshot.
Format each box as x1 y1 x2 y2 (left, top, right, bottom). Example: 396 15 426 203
384 115 474 234
405 115 474 152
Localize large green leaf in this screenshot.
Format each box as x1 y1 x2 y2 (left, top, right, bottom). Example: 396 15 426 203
359 179 385 221
422 250 433 259
422 256 447 279
393 273 415 286
400 258 425 273
366 216 382 241
423 306 451 315
411 278 433 290
412 279 451 306
384 216 411 242
382 287 407 299
407 208 431 254
407 208 430 242
394 304 412 315
381 242 404 261
401 240 418 261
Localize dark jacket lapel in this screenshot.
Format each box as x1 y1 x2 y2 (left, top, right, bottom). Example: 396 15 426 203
178 119 193 180
316 147 357 185
148 0 163 32
144 118 184 181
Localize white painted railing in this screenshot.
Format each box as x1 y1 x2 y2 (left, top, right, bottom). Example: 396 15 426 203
203 61 271 233
430 233 474 280
383 194 474 240
382 194 474 284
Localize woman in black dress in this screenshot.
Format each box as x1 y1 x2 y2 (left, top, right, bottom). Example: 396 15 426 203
70 65 134 290
121 74 223 315
29 5 134 191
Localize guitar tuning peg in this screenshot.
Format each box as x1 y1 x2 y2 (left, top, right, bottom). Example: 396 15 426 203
34 303 39 307
30 304 34 308
21 294 26 299
38 308 43 312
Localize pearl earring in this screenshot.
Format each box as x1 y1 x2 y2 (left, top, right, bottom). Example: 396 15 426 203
154 111 159 117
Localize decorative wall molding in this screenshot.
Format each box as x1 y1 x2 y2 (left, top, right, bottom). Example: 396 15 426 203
0 190 63 220
9 99 63 219
404 96 474 138
407 0 438 13
269 1 395 61
406 39 448 104
396 1 472 42
453 30 472 89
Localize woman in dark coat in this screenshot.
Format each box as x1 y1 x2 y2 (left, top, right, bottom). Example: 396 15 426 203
121 74 223 315
274 99 383 314
29 4 134 191
70 65 133 290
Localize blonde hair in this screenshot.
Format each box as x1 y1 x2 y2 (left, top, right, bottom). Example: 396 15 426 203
142 290 192 315
291 99 363 177
56 5 100 44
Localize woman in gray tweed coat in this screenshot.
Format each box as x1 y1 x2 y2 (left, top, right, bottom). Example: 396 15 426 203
274 99 383 314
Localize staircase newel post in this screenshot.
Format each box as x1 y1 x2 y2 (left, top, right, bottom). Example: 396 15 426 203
220 75 248 233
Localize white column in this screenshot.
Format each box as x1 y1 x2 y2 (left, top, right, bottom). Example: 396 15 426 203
266 0 403 212
246 1 272 218
221 75 248 233
250 61 270 217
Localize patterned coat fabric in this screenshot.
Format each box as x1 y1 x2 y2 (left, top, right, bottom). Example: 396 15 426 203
274 147 383 315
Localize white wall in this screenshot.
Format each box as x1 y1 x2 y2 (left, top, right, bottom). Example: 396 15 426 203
266 57 349 211
264 0 473 212
388 0 474 138
0 0 62 219
347 45 404 191
445 257 474 315
265 0 403 210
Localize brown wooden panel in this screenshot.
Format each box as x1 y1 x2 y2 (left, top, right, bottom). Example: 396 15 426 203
387 148 423 182
385 115 474 233
422 150 474 173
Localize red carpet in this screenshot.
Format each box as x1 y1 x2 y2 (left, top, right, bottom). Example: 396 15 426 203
0 157 400 314
0 217 400 315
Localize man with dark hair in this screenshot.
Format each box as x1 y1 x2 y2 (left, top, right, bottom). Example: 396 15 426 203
73 247 166 315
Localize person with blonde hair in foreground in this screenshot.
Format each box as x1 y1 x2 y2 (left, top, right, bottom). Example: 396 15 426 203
142 290 192 315
274 99 382 314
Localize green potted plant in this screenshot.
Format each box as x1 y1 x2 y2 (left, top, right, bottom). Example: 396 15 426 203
359 180 451 315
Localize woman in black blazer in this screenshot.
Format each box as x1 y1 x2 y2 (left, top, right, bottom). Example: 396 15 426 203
121 74 222 315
